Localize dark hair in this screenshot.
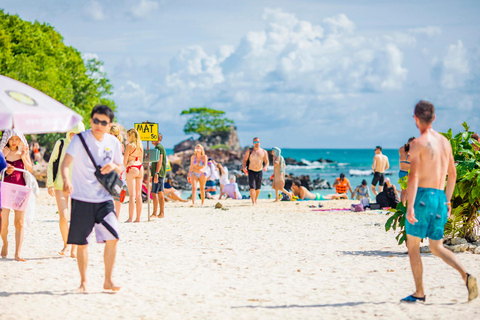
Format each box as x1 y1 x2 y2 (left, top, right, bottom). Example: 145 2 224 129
91 105 114 122
340 173 345 179
292 179 302 187
375 146 382 151
472 133 479 141
414 100 435 124
361 179 367 186
253 137 259 141
404 137 415 152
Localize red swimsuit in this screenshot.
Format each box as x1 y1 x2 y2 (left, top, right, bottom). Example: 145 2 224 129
126 148 142 173
4 159 26 186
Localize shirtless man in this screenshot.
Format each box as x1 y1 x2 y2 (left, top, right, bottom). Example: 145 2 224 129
291 180 347 200
242 137 269 205
402 100 477 302
371 146 389 196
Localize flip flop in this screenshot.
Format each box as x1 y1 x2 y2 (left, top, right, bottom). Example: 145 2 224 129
401 294 426 302
466 273 478 301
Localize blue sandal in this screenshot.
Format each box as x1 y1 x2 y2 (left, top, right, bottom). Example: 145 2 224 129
401 294 426 302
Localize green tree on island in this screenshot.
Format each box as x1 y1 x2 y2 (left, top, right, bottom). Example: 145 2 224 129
181 107 234 138
0 10 116 155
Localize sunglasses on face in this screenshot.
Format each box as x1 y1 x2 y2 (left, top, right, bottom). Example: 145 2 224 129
92 118 109 126
253 141 260 144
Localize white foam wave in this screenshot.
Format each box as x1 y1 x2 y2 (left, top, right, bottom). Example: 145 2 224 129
349 169 373 176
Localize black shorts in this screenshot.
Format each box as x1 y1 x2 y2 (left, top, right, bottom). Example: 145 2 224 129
248 170 263 190
151 177 165 193
371 172 385 186
67 199 119 245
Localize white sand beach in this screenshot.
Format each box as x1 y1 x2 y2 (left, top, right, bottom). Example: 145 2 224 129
1 189 479 320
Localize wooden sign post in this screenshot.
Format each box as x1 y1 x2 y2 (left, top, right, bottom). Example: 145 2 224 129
134 122 159 222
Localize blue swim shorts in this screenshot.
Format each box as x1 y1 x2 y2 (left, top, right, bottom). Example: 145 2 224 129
405 188 447 241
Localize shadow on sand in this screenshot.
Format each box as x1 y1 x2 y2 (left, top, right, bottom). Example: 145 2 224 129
232 301 386 309
339 250 408 257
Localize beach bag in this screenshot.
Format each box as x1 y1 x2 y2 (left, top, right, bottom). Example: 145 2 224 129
360 197 370 208
78 133 122 197
351 203 364 212
245 148 253 169
0 168 32 211
280 192 291 201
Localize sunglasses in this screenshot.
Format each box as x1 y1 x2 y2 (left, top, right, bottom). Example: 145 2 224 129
92 118 109 126
253 141 260 144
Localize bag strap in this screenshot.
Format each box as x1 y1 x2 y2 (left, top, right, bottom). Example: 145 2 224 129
78 132 99 170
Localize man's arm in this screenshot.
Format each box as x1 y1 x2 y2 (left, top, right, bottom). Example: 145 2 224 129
406 141 420 224
445 142 457 217
242 150 250 173
385 156 389 170
263 149 269 171
154 153 163 183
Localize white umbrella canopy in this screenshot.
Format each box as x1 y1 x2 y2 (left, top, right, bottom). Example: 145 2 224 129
0 75 83 134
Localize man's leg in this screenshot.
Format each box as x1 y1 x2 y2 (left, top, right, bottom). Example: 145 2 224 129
249 189 255 205
158 191 165 218
406 235 424 297
429 239 467 282
103 239 120 291
255 189 261 203
371 184 377 196
76 244 88 292
151 192 158 217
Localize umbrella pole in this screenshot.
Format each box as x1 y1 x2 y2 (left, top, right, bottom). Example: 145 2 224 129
147 140 151 222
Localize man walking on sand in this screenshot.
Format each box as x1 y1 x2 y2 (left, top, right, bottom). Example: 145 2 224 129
371 146 389 196
61 105 122 293
150 133 167 218
242 137 269 205
402 100 477 302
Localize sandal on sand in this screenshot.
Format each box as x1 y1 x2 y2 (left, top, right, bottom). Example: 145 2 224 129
466 273 478 301
401 294 426 302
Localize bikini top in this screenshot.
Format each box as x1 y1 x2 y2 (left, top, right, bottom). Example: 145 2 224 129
193 156 204 166
400 154 410 165
129 147 139 162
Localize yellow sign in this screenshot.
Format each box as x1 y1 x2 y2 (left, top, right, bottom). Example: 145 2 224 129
134 123 159 141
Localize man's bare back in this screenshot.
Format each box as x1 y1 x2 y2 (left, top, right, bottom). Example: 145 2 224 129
373 154 389 173
409 129 453 190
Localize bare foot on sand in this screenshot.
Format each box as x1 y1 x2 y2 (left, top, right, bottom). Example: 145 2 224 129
158 214 164 218
15 256 26 262
76 282 88 293
104 281 121 292
124 219 133 223
1 244 7 258
133 220 141 223
59 246 68 256
150 214 157 218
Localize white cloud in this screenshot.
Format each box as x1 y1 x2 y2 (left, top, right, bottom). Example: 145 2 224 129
130 0 159 19
83 1 106 21
409 26 442 37
437 40 469 89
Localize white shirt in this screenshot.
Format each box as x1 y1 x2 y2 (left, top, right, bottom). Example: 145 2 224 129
205 162 219 181
66 130 123 203
219 167 229 185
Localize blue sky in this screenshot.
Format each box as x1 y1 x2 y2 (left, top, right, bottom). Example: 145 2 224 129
2 0 480 148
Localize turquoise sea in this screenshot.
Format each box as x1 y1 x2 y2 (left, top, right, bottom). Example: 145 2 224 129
166 148 401 200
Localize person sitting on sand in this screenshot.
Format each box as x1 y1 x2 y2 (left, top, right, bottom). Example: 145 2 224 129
222 175 242 200
291 180 347 200
333 173 353 198
164 177 188 202
352 179 370 200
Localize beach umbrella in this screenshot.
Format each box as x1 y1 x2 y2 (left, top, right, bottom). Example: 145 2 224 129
0 75 83 134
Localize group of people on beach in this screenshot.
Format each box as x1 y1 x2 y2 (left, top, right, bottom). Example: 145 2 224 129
0 101 478 301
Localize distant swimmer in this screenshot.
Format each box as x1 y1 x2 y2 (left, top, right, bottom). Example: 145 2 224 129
401 100 477 303
291 180 347 200
242 137 269 206
371 146 389 196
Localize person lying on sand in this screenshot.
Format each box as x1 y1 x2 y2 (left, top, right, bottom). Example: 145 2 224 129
291 180 348 200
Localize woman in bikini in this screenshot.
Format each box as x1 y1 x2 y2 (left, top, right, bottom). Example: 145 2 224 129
187 144 208 206
399 137 415 204
0 129 33 261
124 129 144 222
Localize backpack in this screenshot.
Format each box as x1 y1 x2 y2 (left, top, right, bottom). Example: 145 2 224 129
245 148 253 169
351 203 364 212
52 139 65 182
